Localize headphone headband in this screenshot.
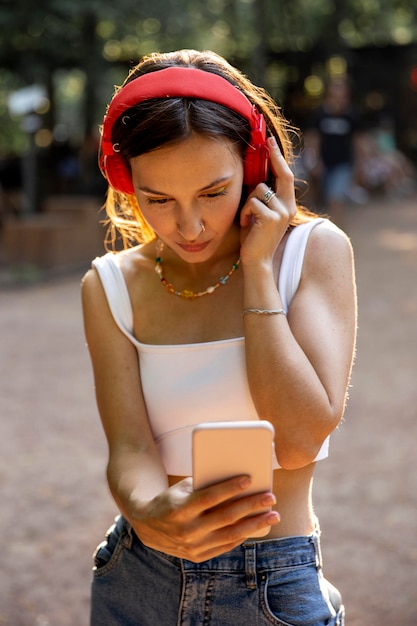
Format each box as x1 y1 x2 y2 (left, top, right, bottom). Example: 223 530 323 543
100 66 269 193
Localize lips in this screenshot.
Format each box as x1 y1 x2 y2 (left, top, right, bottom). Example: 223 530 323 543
178 241 210 253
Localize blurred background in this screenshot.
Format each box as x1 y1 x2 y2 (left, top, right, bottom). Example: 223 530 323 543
1 2 417 625
1 0 417 274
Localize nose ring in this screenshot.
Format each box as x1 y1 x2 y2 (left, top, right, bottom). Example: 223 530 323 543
178 222 205 238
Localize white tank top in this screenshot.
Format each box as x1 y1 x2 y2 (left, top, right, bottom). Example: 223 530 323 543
92 218 329 474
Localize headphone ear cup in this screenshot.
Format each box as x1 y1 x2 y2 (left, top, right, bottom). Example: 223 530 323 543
243 143 269 186
243 108 269 186
103 155 135 195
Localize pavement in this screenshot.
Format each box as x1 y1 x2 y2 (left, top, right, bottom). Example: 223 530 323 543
0 193 416 625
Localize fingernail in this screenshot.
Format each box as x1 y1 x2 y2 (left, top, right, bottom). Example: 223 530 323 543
267 511 280 524
261 494 276 506
239 477 251 489
268 136 278 148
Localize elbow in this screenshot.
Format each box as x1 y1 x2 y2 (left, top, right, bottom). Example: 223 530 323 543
276 446 322 470
275 426 335 470
106 458 121 497
274 403 345 470
276 442 324 470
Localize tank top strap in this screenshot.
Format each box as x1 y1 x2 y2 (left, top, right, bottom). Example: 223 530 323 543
92 253 134 340
278 218 325 311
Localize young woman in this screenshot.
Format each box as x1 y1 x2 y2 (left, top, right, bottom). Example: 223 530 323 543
82 49 356 625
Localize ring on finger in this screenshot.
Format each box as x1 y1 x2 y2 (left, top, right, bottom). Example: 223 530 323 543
260 188 276 205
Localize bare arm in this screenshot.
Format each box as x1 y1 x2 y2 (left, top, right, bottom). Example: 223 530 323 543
240 138 357 469
81 267 169 504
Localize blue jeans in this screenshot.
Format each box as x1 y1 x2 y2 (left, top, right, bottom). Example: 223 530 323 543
90 516 345 626
322 163 353 204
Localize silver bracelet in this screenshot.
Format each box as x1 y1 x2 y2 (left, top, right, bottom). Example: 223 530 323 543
243 308 287 317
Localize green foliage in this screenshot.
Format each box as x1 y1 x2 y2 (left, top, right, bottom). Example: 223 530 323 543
0 69 28 156
0 0 416 157
1 0 412 73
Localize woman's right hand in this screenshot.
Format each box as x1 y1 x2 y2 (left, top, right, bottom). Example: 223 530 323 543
131 476 280 562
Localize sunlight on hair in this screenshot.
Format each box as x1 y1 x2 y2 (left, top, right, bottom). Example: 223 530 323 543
104 187 156 250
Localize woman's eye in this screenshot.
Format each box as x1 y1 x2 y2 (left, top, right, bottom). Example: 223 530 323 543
204 186 227 199
146 197 169 205
144 187 227 204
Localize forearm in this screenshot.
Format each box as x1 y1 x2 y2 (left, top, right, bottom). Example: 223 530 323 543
106 444 169 523
243 265 337 468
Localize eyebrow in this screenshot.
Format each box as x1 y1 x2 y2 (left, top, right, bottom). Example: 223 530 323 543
137 175 232 196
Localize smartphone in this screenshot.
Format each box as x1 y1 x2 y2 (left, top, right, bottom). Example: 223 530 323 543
192 420 275 496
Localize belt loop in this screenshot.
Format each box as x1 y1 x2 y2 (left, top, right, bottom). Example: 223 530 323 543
121 518 133 550
311 529 322 571
244 542 257 590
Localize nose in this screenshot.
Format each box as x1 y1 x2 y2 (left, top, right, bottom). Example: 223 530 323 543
177 213 205 241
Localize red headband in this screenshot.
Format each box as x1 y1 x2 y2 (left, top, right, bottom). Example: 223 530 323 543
100 66 269 193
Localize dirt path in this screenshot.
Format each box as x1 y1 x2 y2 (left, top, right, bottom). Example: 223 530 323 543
1 194 416 625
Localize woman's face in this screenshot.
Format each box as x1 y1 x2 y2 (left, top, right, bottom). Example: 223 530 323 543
130 133 244 262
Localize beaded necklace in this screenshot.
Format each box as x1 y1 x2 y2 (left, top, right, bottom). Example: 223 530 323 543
154 241 241 300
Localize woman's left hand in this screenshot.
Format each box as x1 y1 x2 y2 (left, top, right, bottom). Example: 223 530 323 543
239 136 297 266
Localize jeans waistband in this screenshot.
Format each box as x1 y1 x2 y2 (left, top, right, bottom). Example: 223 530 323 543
124 515 322 573
182 526 321 571
121 516 323 592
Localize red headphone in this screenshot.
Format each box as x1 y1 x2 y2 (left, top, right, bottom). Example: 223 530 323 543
99 66 270 195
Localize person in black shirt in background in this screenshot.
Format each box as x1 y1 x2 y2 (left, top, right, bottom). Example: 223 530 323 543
304 78 363 226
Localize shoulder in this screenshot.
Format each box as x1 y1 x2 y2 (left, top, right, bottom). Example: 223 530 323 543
306 218 353 250
81 264 110 326
81 264 102 299
81 250 125 308
81 243 152 288
290 220 356 327
303 219 354 281
114 243 157 302
117 242 155 275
